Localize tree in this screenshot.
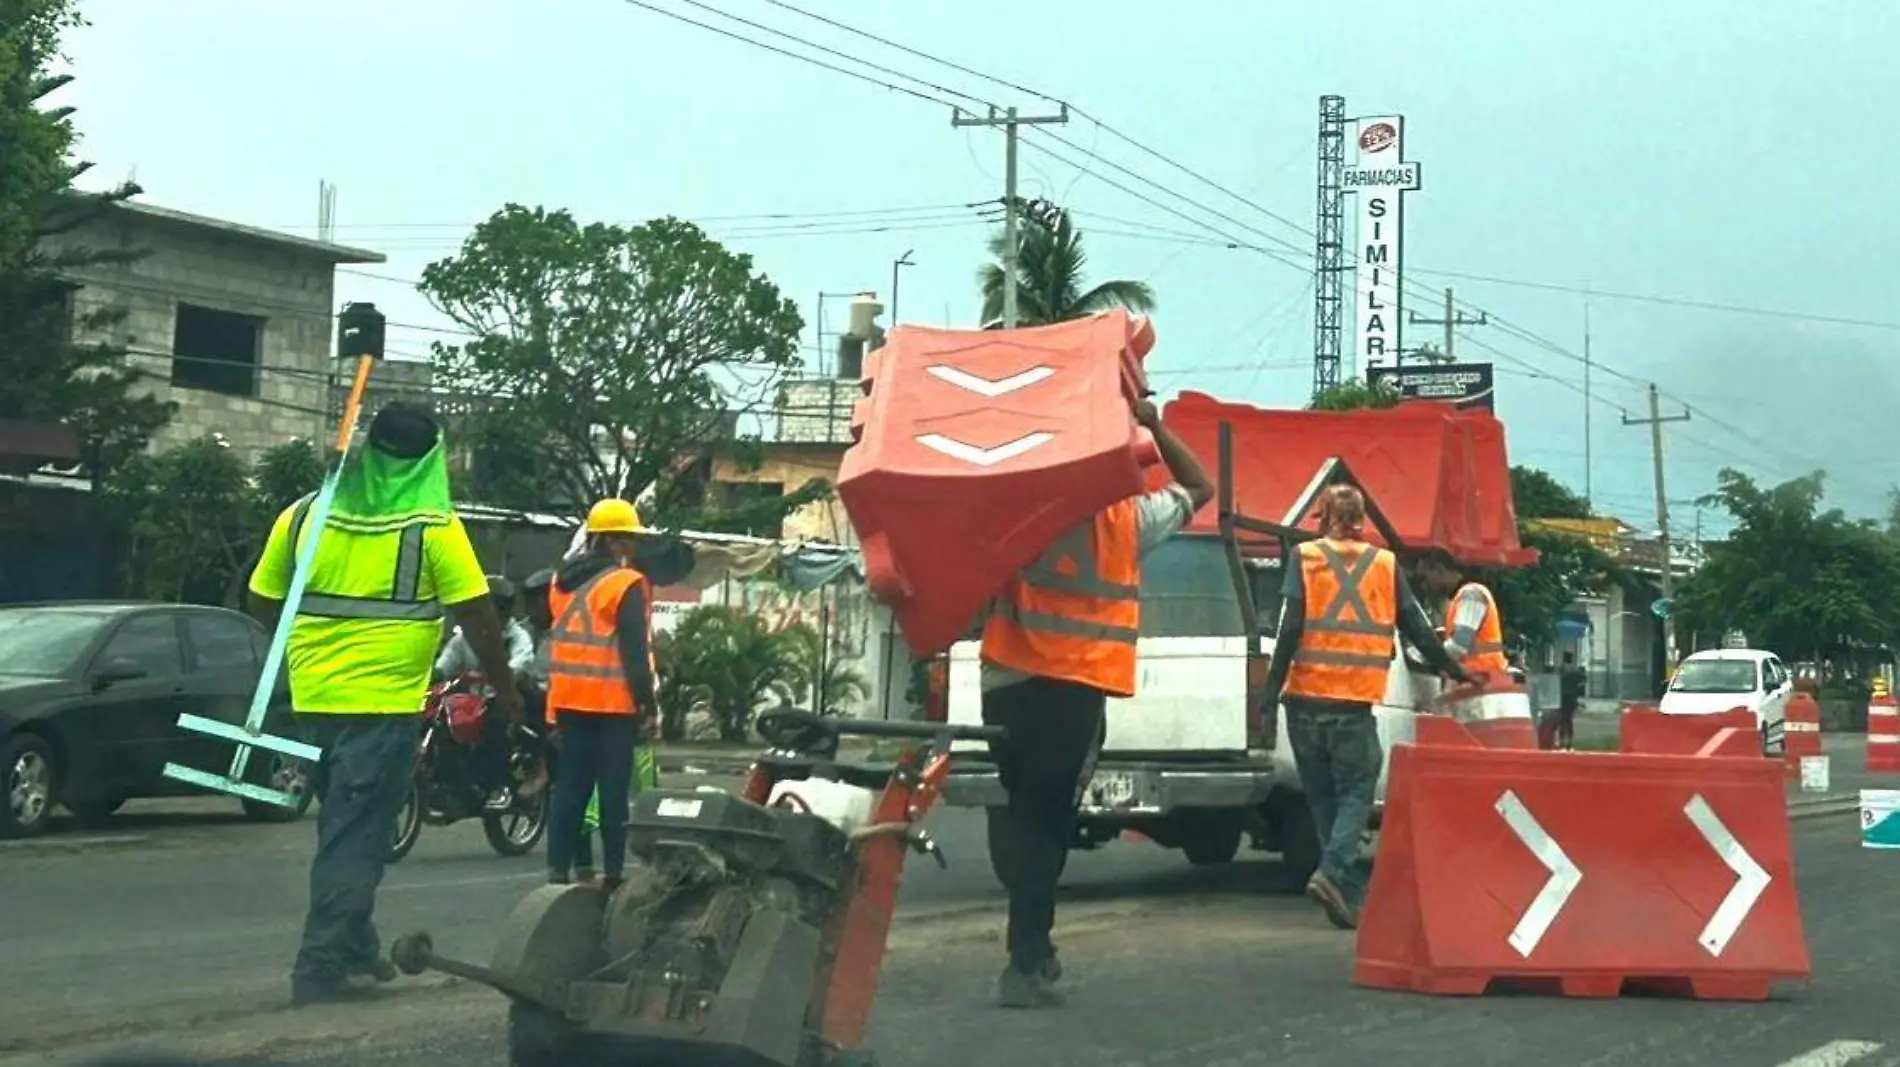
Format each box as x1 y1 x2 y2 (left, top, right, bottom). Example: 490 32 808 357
977 208 1155 327
0 0 172 482
106 436 326 605
419 205 826 524
1485 466 1620 652
1675 469 1900 661
656 604 808 741
1308 378 1399 412
780 620 869 716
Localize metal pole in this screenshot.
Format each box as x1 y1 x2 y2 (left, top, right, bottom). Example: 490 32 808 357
1001 107 1021 327
1443 287 1454 360
1624 384 1690 666
950 104 1069 329
1583 291 1593 509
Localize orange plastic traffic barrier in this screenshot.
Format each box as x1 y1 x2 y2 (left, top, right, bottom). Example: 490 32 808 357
1431 672 1536 749
1354 719 1810 1001
1619 707 1763 757
1781 691 1822 778
836 310 1157 656
1868 689 1900 774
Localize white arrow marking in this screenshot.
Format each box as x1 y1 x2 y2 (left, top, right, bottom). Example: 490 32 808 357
915 431 1053 467
925 364 1055 398
1495 789 1582 957
1684 793 1771 957
1772 1040 1885 1067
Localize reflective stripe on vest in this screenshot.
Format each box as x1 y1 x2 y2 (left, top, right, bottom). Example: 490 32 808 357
1446 582 1509 675
1283 539 1398 704
280 494 445 622
546 567 652 716
979 498 1142 697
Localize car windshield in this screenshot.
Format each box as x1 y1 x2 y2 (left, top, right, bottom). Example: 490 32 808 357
1669 658 1759 694
0 609 110 676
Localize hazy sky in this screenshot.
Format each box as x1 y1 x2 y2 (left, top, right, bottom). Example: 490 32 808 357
59 0 1900 536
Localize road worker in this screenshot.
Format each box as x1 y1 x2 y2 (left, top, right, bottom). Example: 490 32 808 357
1417 549 1511 682
543 497 659 892
978 394 1213 1009
1260 485 1469 932
248 402 522 1006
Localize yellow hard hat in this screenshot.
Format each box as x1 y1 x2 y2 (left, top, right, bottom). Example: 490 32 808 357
585 497 643 534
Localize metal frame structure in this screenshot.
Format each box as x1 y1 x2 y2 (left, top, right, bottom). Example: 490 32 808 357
1312 95 1348 398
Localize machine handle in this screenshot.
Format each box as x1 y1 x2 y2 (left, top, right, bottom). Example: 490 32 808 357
829 718 1005 744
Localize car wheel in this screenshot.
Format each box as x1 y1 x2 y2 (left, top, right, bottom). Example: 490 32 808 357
1 734 58 839
241 749 316 823
1263 790 1321 888
1180 813 1245 867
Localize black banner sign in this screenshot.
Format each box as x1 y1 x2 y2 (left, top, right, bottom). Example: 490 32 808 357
1367 361 1495 412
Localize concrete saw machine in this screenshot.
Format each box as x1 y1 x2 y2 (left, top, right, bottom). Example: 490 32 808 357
392 707 1004 1067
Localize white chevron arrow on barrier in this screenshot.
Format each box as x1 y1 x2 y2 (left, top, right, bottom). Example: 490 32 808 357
1495 789 1583 957
926 364 1055 398
915 431 1053 468
1683 793 1771 956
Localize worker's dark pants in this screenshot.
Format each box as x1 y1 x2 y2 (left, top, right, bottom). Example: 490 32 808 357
1284 699 1381 910
547 712 637 881
472 679 549 793
292 713 419 989
982 677 1107 974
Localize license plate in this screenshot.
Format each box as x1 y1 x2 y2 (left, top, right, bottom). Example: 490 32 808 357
1088 771 1138 808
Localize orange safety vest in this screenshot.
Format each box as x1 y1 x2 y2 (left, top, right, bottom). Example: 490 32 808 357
1445 581 1509 677
1283 538 1398 705
545 565 654 719
980 497 1142 698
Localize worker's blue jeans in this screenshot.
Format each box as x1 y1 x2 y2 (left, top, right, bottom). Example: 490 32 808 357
292 713 418 989
1284 700 1381 909
546 712 638 881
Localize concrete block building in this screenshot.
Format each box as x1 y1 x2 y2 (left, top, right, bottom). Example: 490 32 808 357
45 200 385 463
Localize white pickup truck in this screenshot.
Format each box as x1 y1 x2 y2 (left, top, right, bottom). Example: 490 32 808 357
939 531 1531 882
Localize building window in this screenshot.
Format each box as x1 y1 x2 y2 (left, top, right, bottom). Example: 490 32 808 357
715 480 785 539
171 304 263 397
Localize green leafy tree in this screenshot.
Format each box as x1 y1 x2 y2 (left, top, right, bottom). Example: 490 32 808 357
1675 469 1900 661
107 436 326 605
657 604 807 742
1307 378 1400 412
0 0 172 483
780 620 869 716
1486 467 1620 651
978 208 1155 327
418 205 827 525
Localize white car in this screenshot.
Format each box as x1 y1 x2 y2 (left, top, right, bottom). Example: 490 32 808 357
1658 648 1792 753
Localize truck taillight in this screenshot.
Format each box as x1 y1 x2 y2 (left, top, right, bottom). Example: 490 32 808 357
925 659 949 723
1246 655 1271 742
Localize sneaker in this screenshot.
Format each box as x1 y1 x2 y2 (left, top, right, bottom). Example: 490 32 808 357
1305 872 1359 931
483 788 515 812
354 957 398 983
997 965 1064 1008
1041 952 1063 984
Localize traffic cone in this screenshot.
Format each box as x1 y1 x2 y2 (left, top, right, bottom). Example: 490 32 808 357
1867 678 1900 774
1782 690 1823 779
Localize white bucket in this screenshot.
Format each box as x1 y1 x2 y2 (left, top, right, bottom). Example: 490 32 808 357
1860 789 1900 850
1799 755 1831 794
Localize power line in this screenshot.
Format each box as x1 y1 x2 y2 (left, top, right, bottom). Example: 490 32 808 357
614 0 960 107
293 201 994 233
1410 266 1900 333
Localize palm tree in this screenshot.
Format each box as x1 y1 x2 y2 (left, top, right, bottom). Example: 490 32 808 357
977 208 1156 327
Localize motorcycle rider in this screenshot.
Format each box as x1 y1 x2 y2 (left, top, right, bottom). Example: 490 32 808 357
434 575 538 811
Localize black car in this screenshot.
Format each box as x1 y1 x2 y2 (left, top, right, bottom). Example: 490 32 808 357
0 601 314 838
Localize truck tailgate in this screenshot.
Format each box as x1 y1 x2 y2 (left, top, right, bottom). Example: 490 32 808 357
947 635 1252 752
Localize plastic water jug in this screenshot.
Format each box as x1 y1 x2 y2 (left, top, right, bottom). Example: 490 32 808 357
767 777 877 836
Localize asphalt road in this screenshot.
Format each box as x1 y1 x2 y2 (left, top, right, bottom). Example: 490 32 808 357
4 814 1891 1067
0 730 1887 1067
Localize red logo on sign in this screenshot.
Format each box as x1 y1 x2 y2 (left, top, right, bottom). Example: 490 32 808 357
1359 122 1397 154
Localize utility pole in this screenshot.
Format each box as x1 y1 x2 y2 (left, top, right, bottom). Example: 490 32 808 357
1407 287 1488 363
951 104 1070 327
891 249 914 327
1623 383 1691 666
1582 291 1593 508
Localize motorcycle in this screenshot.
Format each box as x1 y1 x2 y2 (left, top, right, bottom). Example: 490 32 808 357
388 672 550 863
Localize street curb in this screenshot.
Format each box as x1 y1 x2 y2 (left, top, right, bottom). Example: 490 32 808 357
0 833 153 857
